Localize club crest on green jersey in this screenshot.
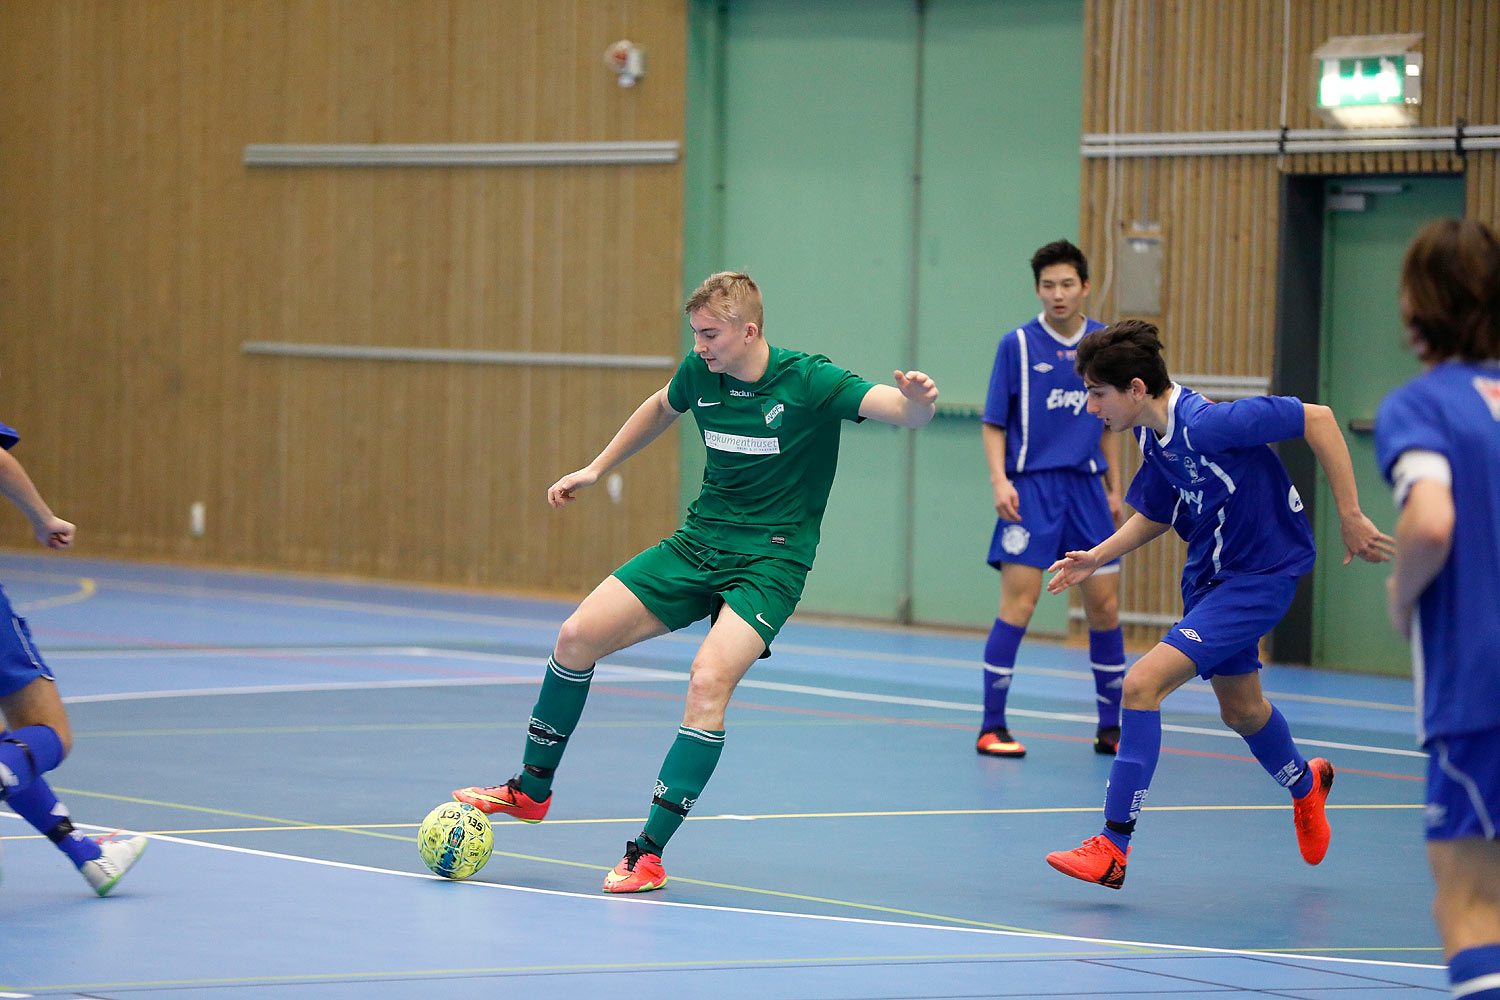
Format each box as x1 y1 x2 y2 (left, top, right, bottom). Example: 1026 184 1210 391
762 400 784 429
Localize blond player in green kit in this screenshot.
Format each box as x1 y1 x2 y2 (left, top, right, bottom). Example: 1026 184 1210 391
455 272 938 892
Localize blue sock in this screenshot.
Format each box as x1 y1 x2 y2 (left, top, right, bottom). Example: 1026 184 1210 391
6 778 101 867
1242 706 1314 798
1450 943 1500 999
981 620 1025 732
1088 628 1126 730
1101 708 1161 851
0 725 66 794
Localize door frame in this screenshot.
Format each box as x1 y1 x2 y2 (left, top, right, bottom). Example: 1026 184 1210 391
1270 171 1463 666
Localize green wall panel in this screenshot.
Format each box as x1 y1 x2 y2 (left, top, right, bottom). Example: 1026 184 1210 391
684 0 1086 626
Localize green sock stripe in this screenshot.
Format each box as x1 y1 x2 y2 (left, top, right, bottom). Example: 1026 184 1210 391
546 655 594 684
677 726 725 746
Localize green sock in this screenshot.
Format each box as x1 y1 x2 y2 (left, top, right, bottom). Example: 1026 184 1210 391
516 655 593 800
639 726 725 854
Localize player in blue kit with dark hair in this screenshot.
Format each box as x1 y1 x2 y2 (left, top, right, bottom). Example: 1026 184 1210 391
1042 319 1392 889
0 418 147 894
1377 217 1500 1000
977 240 1126 759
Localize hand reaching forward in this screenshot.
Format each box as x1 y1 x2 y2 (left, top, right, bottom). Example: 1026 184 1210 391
1340 511 1395 565
547 468 599 509
1046 549 1099 594
894 370 938 405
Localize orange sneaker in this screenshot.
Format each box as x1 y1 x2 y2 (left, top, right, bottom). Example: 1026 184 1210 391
1292 757 1335 865
1094 725 1121 755
976 727 1027 758
452 777 550 823
1046 834 1129 889
602 841 666 893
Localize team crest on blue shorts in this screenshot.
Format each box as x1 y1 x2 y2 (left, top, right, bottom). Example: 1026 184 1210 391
1000 523 1030 555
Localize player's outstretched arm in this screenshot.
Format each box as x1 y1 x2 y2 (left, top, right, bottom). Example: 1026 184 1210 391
1386 477 1455 637
858 371 938 429
1302 403 1395 564
0 449 74 548
547 385 682 509
1046 512 1168 593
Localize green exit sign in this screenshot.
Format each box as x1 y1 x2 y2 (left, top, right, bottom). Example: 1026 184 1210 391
1311 34 1423 127
1318 54 1418 108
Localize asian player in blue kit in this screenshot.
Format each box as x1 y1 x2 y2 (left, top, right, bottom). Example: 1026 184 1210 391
1042 319 1392 889
0 418 147 894
978 241 1126 759
1377 218 1500 1000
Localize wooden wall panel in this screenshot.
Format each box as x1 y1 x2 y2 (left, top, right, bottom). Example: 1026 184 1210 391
0 1 686 596
1081 0 1500 647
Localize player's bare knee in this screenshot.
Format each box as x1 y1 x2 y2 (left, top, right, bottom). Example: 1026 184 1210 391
1120 670 1165 710
552 616 600 668
684 665 732 716
1082 599 1118 631
1219 698 1271 735
999 594 1037 624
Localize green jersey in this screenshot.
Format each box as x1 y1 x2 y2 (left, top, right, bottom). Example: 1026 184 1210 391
666 346 876 567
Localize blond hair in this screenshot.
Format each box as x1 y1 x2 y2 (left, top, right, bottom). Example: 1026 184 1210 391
684 271 763 330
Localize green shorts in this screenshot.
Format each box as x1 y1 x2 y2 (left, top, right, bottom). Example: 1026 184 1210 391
612 530 810 649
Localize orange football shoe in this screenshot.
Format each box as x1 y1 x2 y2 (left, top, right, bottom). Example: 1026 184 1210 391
1094 725 1121 755
1046 834 1129 889
976 727 1027 758
452 777 550 823
1292 757 1335 865
602 841 666 893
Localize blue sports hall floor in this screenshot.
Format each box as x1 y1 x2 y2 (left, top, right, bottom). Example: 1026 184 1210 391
0 551 1443 998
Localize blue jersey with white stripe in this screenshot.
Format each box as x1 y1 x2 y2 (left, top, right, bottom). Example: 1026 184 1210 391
982 315 1109 475
1125 385 1315 589
1375 361 1500 744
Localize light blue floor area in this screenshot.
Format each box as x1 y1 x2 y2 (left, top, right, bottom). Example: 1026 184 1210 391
0 553 1444 997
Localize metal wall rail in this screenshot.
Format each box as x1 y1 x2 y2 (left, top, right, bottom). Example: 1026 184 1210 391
240 342 677 370
1081 124 1500 158
243 141 681 167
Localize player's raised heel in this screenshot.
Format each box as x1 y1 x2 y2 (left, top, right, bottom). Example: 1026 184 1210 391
1046 834 1129 889
602 840 666 893
81 833 148 896
1292 757 1335 865
976 728 1027 758
453 777 551 823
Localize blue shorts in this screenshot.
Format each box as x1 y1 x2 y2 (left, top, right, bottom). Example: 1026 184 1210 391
0 584 55 699
1163 574 1299 679
987 469 1120 572
1425 728 1500 841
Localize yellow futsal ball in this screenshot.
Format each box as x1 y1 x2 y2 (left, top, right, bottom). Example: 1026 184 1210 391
417 801 493 880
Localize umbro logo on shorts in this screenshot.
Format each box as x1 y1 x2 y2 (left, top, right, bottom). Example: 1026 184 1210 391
1179 628 1203 642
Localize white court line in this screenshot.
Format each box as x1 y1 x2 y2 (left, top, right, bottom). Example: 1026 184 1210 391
18 568 1414 714
57 649 1425 759
22 817 1434 974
